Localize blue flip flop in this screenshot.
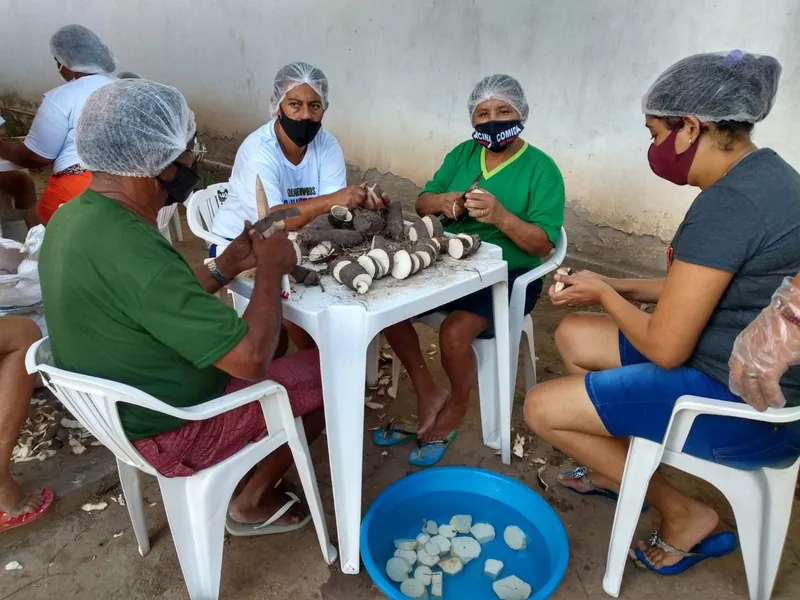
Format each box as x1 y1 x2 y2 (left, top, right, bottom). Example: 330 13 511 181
560 466 649 511
372 419 417 447
408 430 458 467
634 530 738 575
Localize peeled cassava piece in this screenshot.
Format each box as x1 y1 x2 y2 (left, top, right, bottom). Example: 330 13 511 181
450 536 481 564
407 219 430 242
394 539 418 551
331 258 372 294
493 575 532 600
368 236 393 277
503 525 527 551
438 557 463 575
413 565 433 586
450 514 472 534
386 556 411 582
448 234 481 259
484 558 504 579
329 204 353 227
416 548 439 568
553 267 573 293
430 571 443 598
400 578 428 600
470 522 496 544
395 549 417 567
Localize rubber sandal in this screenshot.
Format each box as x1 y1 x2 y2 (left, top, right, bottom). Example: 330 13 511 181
408 430 458 467
225 480 311 536
373 418 417 447
633 530 738 575
560 466 649 511
0 488 54 534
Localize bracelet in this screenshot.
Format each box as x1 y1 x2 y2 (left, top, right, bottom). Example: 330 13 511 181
206 259 232 286
780 305 800 328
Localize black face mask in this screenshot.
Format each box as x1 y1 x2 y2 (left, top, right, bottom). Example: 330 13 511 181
472 120 524 153
279 112 322 147
157 160 199 206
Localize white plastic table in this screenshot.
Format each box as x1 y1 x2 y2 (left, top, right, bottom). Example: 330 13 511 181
230 241 510 575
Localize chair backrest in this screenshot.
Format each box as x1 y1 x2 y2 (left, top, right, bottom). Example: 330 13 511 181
156 204 178 244
26 338 167 475
185 183 230 248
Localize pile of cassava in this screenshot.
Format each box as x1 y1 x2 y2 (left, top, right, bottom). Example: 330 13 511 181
288 184 482 294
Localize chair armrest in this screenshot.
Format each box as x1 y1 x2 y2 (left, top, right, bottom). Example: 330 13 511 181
171 379 287 421
508 227 567 320
663 395 800 453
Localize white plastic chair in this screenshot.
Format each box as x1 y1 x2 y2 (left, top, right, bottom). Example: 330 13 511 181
26 337 337 600
604 395 800 599
157 205 180 244
185 183 383 387
389 227 567 450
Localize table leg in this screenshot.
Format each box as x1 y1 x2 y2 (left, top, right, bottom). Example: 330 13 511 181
491 279 512 465
315 307 370 574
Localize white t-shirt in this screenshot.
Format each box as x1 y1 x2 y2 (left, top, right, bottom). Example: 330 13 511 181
24 74 115 173
211 120 347 239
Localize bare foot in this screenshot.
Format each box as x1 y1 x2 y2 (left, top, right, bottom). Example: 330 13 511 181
417 387 450 437
420 396 468 442
228 480 307 527
558 468 620 495
636 500 719 569
0 476 47 518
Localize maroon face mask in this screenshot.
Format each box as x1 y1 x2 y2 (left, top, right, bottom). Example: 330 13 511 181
647 127 700 186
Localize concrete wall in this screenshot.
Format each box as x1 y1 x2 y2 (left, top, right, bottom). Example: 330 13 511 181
2 0 799 271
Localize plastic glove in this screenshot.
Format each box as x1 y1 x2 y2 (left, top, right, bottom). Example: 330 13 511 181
729 277 800 411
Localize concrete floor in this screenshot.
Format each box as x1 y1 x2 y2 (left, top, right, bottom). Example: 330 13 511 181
2 203 799 599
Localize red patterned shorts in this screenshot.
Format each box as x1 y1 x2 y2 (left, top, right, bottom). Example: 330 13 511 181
133 349 323 477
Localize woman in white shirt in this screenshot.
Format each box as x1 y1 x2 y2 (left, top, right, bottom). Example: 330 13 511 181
212 62 386 242
0 24 115 225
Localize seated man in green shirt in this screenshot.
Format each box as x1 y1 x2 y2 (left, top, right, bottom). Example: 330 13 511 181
383 74 565 466
39 80 324 535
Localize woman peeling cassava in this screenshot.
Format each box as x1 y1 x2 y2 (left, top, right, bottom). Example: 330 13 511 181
381 75 565 467
211 62 390 348
526 51 800 576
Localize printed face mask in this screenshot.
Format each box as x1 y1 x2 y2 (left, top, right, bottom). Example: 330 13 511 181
279 113 322 147
647 127 700 186
157 160 199 206
472 120 524 153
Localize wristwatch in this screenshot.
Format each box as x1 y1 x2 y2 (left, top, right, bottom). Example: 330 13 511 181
206 259 232 286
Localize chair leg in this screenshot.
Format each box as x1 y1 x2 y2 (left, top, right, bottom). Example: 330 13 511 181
366 335 380 388
603 438 663 598
116 458 150 557
285 416 338 564
473 340 500 450
521 314 537 391
170 210 184 242
231 291 249 317
158 473 231 600
388 353 401 399
755 460 800 600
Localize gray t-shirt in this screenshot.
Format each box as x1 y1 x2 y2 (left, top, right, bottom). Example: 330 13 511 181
671 149 800 406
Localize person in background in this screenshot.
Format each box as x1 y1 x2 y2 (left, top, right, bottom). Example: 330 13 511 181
116 71 141 79
525 51 800 575
0 116 37 228
382 74 565 466
0 316 51 534
0 24 115 225
212 62 388 349
729 273 800 411
40 80 325 536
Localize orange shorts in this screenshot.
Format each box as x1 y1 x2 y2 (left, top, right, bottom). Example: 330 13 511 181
38 170 92 224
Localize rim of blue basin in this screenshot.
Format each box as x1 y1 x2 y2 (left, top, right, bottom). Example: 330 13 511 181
360 466 569 600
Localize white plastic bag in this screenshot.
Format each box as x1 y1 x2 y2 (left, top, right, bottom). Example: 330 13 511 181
0 225 44 314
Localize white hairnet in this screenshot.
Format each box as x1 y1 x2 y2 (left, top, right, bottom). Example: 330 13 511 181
49 24 116 75
643 50 782 123
269 62 329 116
468 74 530 123
76 80 196 178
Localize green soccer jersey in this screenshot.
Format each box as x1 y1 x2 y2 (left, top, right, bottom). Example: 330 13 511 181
422 140 565 271
39 190 247 440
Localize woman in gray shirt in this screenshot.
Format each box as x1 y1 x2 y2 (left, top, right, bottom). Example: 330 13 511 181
526 51 800 578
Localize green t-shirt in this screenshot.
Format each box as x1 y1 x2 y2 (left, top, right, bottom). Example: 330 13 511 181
422 140 565 271
39 190 247 440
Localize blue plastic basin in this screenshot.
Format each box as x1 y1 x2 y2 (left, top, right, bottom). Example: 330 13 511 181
360 466 569 599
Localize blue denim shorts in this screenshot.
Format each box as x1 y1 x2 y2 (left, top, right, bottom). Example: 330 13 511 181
421 269 543 339
585 332 800 470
